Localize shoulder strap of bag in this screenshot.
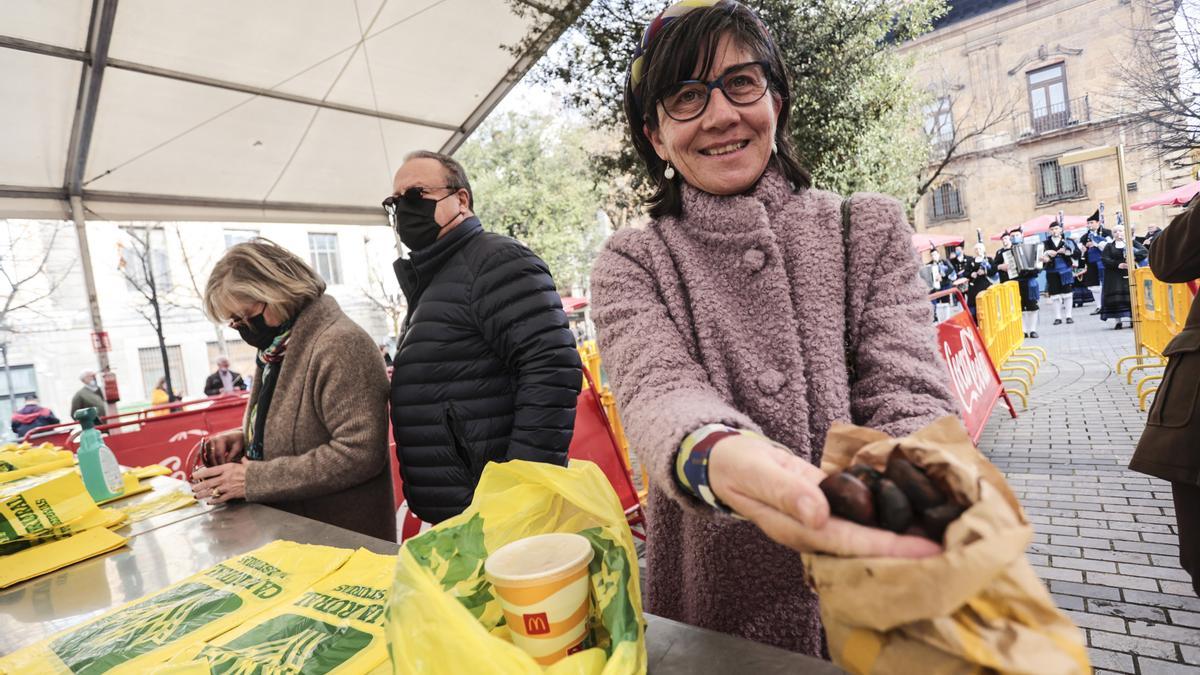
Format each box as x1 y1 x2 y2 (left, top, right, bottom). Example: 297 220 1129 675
841 196 858 384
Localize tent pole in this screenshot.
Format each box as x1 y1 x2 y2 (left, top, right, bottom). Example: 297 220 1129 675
70 195 113 415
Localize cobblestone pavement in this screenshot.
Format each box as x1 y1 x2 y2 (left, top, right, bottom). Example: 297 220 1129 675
977 300 1198 674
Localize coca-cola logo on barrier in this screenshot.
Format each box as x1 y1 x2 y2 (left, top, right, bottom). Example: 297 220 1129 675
941 322 994 415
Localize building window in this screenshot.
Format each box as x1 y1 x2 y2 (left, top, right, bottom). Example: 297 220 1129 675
138 345 187 398
120 227 172 293
1027 63 1069 133
928 182 966 221
308 233 342 284
0 364 39 427
1035 158 1087 204
224 229 257 249
924 96 954 145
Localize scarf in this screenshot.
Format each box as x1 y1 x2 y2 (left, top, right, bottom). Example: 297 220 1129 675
245 323 293 461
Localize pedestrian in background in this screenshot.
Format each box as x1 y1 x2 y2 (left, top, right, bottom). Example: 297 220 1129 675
203 356 247 396
1131 194 1200 596
10 395 59 438
70 370 107 417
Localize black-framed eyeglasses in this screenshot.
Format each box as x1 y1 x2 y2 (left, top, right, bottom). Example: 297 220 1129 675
228 307 265 329
381 186 459 228
656 61 772 122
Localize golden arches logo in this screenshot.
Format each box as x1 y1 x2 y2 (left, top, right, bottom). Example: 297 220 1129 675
523 612 551 636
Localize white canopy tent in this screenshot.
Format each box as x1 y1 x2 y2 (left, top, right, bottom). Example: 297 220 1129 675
1 0 584 371
0 0 583 224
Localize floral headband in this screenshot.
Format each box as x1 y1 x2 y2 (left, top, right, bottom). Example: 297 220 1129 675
628 0 737 119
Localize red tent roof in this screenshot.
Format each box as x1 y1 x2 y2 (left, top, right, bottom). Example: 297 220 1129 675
990 213 1088 240
911 233 964 251
560 296 589 313
1131 180 1200 211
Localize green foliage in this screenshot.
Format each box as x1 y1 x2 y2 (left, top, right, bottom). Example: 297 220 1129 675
525 0 945 202
457 111 608 291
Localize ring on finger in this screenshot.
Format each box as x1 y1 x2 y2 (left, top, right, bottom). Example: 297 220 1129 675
212 486 222 499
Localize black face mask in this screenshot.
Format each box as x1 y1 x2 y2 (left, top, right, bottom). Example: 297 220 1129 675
388 190 462 252
236 312 284 350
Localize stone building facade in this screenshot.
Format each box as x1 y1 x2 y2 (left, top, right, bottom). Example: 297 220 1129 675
900 0 1195 249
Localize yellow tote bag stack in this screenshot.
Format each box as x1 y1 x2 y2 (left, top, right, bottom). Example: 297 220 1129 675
0 540 352 673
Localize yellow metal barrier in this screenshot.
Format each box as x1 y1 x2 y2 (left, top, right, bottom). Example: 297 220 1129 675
1121 269 1196 406
975 281 1036 405
577 340 644 500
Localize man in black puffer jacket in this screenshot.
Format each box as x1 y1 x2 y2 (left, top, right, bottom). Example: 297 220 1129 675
385 151 582 523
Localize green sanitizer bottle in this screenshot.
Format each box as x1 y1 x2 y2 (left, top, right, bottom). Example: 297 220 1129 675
74 407 125 502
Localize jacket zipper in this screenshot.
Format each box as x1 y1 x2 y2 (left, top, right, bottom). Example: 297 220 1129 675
443 402 474 474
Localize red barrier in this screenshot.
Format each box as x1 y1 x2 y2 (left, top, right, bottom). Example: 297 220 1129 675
929 289 1018 442
24 395 250 480
138 371 646 541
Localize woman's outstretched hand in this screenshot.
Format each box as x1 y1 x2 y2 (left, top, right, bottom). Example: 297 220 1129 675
708 434 942 558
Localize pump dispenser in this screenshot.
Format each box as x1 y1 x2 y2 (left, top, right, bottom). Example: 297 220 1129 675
74 407 124 502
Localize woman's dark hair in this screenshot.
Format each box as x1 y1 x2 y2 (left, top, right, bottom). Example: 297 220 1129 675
624 3 811 219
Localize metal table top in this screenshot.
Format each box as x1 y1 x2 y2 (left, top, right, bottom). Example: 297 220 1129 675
0 486 841 673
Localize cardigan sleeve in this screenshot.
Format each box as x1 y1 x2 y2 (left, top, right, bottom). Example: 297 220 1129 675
591 232 759 519
843 194 957 437
1149 200 1200 282
243 326 390 503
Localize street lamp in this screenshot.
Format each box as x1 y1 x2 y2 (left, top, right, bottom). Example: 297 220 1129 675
1059 145 1142 356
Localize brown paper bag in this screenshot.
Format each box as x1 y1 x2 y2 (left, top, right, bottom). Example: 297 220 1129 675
801 416 1091 675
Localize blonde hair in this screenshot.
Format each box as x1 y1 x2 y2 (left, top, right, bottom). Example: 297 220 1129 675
204 238 326 322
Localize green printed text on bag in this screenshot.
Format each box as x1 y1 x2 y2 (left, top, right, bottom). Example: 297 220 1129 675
174 548 395 674
0 540 352 674
0 472 98 543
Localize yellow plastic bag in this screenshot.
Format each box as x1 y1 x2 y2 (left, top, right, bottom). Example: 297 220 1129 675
0 472 99 543
0 443 75 483
115 489 197 524
172 548 395 673
0 525 128 588
386 460 646 675
0 540 353 674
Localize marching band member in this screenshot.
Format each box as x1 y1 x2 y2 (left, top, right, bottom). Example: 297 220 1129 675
1042 219 1082 326
1081 208 1113 315
996 227 1042 338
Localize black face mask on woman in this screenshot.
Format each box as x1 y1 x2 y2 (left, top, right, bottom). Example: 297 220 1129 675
386 188 462 252
236 311 284 350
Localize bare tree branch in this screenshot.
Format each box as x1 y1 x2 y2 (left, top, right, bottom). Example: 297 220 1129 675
0 223 75 333
1112 1 1200 162
915 75 1018 200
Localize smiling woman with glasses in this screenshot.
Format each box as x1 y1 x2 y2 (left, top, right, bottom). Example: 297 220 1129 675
192 238 396 542
589 0 957 657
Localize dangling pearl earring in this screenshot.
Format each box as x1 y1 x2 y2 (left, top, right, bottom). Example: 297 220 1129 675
664 162 676 180
771 139 778 154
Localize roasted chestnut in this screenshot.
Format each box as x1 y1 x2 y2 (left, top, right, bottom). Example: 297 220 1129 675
819 472 876 526
875 478 914 534
885 456 945 511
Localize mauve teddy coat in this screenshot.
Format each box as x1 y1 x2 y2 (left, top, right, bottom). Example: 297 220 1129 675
590 168 957 656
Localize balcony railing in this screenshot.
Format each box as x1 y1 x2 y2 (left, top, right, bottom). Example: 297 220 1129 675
1014 95 1091 138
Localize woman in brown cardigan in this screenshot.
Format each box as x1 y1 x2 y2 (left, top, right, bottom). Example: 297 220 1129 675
1131 194 1200 596
190 239 395 542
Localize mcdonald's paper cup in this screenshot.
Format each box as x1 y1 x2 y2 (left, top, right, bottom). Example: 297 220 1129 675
484 532 594 666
